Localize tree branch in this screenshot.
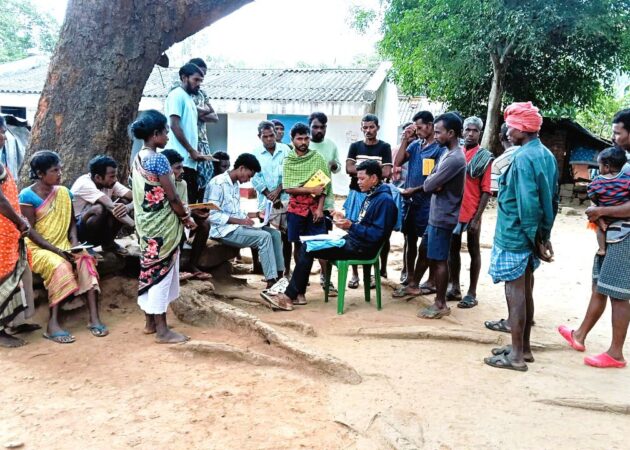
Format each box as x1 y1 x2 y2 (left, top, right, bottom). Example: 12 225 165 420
500 40 515 64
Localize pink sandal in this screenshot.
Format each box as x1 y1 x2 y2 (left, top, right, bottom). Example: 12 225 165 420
557 325 585 352
584 352 627 369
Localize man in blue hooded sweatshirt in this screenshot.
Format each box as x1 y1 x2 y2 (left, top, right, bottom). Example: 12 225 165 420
269 160 398 310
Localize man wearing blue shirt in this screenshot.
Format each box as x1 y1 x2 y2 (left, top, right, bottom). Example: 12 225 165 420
393 111 444 298
251 121 292 275
163 63 211 203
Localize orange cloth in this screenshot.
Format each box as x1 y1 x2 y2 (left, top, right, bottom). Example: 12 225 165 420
0 167 21 280
504 101 543 133
586 221 599 231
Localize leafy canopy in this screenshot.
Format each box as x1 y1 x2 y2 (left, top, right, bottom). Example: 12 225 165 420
375 0 630 116
0 0 59 64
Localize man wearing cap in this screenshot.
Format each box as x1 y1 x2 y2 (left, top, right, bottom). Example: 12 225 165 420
484 102 559 372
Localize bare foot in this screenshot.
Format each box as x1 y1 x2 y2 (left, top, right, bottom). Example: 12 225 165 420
143 315 156 335
0 330 27 348
155 329 189 344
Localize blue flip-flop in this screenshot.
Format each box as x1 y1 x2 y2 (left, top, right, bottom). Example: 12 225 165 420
43 330 76 344
87 324 109 337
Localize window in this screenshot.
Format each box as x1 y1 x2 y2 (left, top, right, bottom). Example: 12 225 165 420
1 106 26 119
267 114 309 144
207 113 228 154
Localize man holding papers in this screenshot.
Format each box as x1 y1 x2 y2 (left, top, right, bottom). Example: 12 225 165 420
205 153 285 289
282 123 336 296
269 160 397 311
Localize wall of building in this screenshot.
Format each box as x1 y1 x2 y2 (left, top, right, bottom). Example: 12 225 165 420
222 112 364 196
0 87 398 197
374 81 400 147
0 93 39 124
210 99 373 117
226 113 267 161
321 115 363 196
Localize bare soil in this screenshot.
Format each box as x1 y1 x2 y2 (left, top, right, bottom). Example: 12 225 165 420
1 207 629 450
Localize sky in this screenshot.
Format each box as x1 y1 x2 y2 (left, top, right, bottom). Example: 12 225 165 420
31 0 382 67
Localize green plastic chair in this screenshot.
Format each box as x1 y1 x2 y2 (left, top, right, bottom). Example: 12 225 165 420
323 249 382 315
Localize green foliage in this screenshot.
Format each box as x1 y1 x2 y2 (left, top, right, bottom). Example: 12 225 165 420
349 4 378 34
376 0 630 117
576 90 630 138
0 0 59 64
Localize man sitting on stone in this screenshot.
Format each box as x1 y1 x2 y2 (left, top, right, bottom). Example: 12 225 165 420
270 160 398 311
205 153 285 290
71 155 134 255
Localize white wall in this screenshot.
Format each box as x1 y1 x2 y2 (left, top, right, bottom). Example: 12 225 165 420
226 112 267 160
223 113 364 196
0 90 395 197
323 115 364 196
375 81 400 146
138 97 164 112
210 99 372 117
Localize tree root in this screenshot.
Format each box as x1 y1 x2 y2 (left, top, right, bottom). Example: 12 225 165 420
366 411 424 450
336 409 424 450
529 341 565 352
171 288 362 384
350 326 504 345
536 397 630 415
268 320 318 337
170 340 287 367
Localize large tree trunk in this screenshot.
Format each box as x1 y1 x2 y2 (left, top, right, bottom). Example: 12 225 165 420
481 53 506 156
25 0 252 184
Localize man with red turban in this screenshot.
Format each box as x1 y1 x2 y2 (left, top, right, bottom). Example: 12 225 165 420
484 102 559 372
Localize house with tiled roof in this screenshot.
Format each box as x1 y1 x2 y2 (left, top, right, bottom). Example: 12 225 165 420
0 57 399 194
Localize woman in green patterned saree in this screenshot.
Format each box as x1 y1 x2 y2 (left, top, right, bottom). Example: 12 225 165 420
130 110 197 344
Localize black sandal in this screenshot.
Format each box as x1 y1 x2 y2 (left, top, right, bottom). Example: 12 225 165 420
446 290 462 301
484 318 511 333
457 295 478 309
418 282 436 295
491 345 535 363
483 353 528 372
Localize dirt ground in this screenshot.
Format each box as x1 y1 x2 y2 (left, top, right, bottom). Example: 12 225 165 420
1 204 629 450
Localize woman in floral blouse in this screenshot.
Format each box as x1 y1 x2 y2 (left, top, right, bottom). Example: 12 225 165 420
130 110 196 344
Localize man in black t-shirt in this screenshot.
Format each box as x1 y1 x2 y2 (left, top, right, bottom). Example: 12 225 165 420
343 114 393 289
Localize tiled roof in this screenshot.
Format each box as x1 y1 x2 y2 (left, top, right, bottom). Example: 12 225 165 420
0 61 379 103
398 96 445 125
145 67 378 102
0 64 48 95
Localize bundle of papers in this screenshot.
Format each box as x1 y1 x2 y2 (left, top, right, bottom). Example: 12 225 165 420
300 229 347 242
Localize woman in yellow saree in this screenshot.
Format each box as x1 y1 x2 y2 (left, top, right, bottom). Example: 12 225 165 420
19 151 106 344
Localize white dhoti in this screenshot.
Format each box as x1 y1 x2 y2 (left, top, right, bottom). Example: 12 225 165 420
137 255 180 314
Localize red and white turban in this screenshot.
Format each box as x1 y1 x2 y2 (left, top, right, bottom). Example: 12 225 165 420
504 102 543 133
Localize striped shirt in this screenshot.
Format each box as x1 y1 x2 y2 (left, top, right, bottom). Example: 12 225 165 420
587 170 630 207
347 140 392 192
588 165 630 242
